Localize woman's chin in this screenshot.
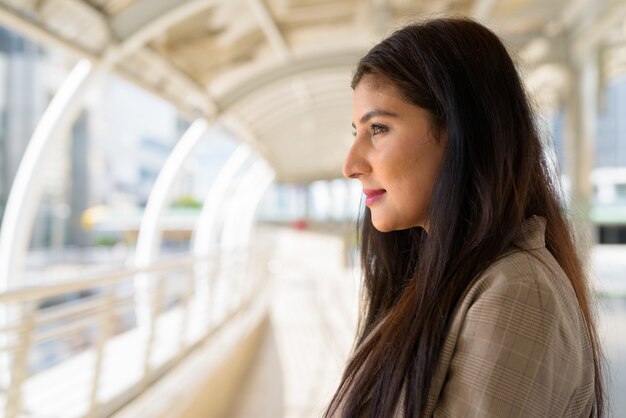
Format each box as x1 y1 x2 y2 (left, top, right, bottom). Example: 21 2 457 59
371 218 396 233
371 217 424 233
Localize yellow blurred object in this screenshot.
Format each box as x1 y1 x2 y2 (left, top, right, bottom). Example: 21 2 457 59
80 205 109 231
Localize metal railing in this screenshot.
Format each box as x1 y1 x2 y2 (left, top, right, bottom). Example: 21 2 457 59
0 247 269 418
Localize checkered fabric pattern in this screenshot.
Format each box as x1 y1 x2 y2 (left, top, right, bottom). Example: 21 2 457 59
335 216 596 417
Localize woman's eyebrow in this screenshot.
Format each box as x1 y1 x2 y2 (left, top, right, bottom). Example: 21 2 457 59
352 109 400 128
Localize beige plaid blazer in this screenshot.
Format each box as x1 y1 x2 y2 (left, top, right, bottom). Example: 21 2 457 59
339 216 596 417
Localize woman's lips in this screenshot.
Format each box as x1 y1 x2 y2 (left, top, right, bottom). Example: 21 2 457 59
364 189 386 206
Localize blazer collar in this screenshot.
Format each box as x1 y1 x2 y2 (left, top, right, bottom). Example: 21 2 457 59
513 215 547 250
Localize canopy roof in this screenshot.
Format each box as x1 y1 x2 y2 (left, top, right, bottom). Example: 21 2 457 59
0 0 624 182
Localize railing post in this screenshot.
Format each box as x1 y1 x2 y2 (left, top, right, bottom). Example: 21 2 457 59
140 275 164 389
234 250 248 311
86 287 116 418
176 270 194 359
207 251 222 327
4 301 35 418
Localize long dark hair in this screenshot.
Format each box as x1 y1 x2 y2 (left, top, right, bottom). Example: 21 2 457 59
324 18 605 417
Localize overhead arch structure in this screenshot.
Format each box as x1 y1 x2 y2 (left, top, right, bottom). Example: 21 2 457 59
0 0 623 407
3 0 622 184
0 0 622 308
0 0 623 331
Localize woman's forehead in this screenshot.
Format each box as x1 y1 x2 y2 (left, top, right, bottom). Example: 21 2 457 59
357 73 397 93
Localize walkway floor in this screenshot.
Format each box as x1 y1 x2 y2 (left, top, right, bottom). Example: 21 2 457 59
230 227 359 418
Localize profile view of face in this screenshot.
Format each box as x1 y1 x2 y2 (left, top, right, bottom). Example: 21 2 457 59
344 74 446 232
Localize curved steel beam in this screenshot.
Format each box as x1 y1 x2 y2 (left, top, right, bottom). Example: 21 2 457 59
0 3 99 61
246 0 291 62
238 169 275 249
0 59 95 387
218 161 273 312
189 145 251 331
216 51 363 110
133 119 210 330
0 60 94 291
135 119 210 267
192 145 252 257
110 0 227 54
102 0 222 118
230 167 274 304
220 160 271 252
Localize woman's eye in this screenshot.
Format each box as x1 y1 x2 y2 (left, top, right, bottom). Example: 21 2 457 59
371 124 387 135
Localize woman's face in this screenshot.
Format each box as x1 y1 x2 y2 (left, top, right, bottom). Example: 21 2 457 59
344 75 446 232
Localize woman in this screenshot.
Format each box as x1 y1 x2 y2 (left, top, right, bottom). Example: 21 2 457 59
325 18 605 417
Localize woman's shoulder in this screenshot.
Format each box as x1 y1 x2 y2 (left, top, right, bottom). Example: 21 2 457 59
428 217 596 417
459 249 585 341
464 215 578 312
444 215 592 377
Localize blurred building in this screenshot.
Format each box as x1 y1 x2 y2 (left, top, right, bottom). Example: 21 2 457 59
0 27 49 247
599 76 626 167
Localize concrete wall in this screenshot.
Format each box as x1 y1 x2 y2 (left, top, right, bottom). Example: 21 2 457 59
111 303 270 418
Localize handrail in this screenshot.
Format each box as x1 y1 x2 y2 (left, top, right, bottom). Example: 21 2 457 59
0 253 219 304
0 245 267 418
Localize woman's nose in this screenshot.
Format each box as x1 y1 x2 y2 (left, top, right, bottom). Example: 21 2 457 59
342 141 369 179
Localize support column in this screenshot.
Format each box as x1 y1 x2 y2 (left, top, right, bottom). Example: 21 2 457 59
564 48 601 269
